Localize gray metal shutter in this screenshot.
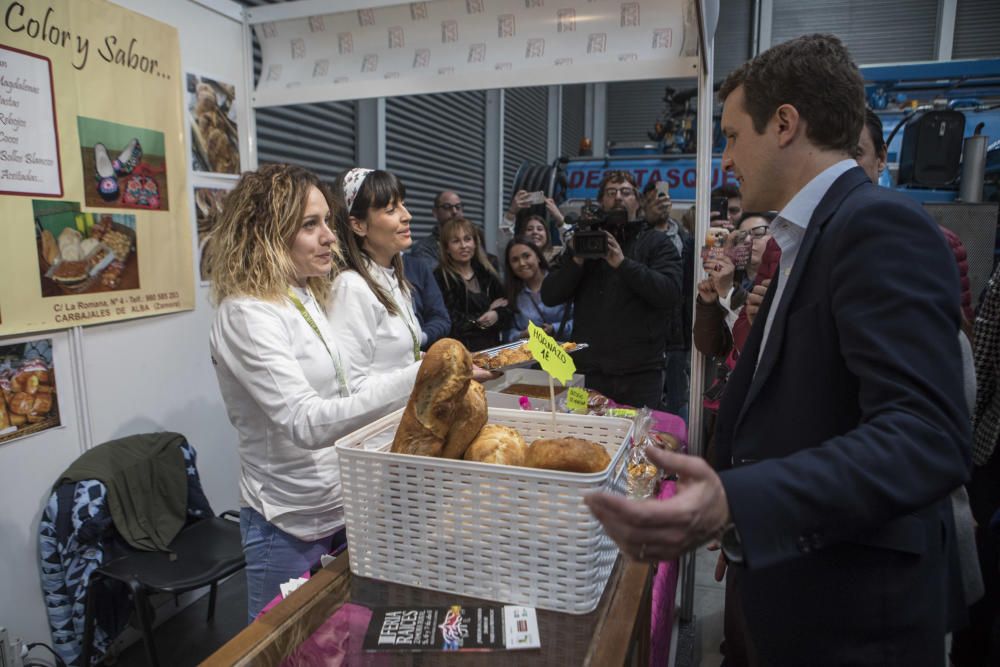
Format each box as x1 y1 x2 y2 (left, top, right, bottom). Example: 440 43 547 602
770 0 939 64
244 0 356 184
503 86 548 206
954 0 1000 59
255 104 356 184
606 79 676 144
606 0 751 145
385 91 487 242
561 84 586 158
714 0 751 80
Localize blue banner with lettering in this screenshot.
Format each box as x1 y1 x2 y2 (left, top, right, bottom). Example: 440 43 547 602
562 156 736 203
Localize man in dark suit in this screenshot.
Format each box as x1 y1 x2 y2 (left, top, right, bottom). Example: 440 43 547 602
586 34 970 666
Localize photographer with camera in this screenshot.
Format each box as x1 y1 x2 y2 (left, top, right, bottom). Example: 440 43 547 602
541 171 682 409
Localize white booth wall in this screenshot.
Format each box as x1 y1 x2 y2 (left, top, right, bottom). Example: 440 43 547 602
0 0 247 647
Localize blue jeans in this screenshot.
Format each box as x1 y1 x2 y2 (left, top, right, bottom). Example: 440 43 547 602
239 507 346 624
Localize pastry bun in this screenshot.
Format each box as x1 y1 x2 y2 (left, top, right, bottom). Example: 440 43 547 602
526 437 611 473
464 424 528 466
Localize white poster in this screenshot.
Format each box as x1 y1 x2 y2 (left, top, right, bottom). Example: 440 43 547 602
0 44 62 197
252 0 699 107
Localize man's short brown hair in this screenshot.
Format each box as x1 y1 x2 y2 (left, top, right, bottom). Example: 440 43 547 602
597 170 638 198
719 34 864 155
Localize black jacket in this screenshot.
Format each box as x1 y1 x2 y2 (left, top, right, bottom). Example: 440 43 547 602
434 262 513 352
540 224 682 375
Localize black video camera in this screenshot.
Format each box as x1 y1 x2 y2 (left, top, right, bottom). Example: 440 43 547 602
570 203 629 259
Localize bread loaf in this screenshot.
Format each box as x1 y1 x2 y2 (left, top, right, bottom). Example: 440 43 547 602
441 381 487 459
392 408 445 457
41 230 59 265
464 424 528 466
8 392 34 416
526 437 611 473
391 338 472 455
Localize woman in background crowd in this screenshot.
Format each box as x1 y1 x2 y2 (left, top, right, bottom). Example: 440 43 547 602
327 168 424 389
499 189 566 263
503 237 571 342
515 212 565 264
435 217 511 351
208 164 419 623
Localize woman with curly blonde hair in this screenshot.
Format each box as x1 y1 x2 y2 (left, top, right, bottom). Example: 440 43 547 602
209 164 419 622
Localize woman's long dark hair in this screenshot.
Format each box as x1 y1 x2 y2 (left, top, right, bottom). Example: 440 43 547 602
514 212 552 252
333 169 410 315
503 237 549 308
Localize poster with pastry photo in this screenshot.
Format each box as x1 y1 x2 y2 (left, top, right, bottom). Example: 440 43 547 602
0 338 61 446
33 200 140 298
0 0 194 336
187 73 240 175
194 186 231 282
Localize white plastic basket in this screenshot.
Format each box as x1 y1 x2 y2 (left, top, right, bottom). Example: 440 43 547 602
336 407 632 614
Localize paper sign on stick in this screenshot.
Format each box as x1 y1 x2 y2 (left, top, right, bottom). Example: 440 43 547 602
527 322 576 385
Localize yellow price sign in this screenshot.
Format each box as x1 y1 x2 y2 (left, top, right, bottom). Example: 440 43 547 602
527 321 576 385
566 386 589 414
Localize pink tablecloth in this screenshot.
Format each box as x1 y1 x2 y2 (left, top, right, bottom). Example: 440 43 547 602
643 409 686 667
650 480 680 667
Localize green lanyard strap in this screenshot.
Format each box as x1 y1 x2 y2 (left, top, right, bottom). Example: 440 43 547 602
391 291 421 362
287 288 350 398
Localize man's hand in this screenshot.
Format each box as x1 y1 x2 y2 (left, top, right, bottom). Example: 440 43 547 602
745 278 771 325
584 447 731 563
605 231 625 268
697 277 718 304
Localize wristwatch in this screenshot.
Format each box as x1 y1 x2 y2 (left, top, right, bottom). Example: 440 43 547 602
721 523 744 564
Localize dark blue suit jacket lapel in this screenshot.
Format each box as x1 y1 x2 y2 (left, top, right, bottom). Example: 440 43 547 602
730 167 871 438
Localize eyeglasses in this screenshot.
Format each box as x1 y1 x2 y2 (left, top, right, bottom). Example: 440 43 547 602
603 187 635 198
747 224 770 238
436 202 463 212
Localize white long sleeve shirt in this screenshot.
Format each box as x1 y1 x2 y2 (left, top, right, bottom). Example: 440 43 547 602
327 266 421 393
210 285 419 541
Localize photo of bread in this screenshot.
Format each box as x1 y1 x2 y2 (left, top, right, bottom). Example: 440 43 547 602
33 200 139 297
187 73 239 174
0 338 60 445
195 187 230 282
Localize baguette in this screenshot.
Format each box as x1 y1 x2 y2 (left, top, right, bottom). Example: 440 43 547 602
441 380 487 459
391 338 472 455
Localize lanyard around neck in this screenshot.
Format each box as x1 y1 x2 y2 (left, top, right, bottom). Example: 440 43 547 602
372 263 421 361
388 288 421 361
287 288 350 398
